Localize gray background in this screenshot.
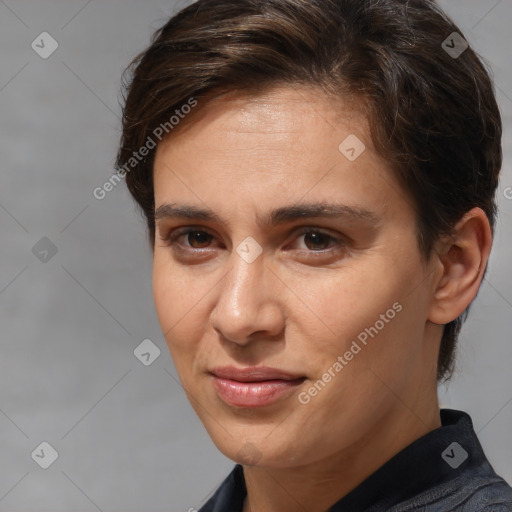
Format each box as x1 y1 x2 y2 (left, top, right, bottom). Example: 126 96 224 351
0 1 511 511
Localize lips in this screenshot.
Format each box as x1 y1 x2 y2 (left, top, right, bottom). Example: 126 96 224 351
210 366 306 408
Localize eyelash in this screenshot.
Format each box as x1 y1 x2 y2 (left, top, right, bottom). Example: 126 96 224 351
159 226 347 257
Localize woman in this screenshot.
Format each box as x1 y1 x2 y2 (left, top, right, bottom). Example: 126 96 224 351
116 1 512 510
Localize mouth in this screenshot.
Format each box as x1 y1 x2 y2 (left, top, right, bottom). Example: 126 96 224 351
209 366 307 408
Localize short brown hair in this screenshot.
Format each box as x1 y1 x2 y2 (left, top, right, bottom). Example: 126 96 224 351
116 0 502 382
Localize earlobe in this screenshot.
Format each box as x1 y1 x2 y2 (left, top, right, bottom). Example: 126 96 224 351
428 207 492 325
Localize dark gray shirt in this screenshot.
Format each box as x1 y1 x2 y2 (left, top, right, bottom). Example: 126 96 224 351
198 409 512 511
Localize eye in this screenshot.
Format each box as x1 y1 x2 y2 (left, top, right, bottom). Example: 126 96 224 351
292 228 342 252
160 227 216 249
158 226 347 259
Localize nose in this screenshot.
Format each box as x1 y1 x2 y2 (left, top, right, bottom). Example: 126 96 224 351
209 247 285 347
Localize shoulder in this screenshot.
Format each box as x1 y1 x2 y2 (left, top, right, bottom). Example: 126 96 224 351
390 471 512 511
462 476 512 511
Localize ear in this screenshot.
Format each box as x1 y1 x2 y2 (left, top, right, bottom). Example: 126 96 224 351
428 207 493 325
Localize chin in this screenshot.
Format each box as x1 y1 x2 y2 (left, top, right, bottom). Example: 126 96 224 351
210 431 313 469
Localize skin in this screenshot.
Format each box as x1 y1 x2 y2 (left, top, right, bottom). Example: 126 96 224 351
151 86 492 512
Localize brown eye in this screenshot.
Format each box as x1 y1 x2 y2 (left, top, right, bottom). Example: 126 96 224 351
294 229 342 252
160 227 216 250
302 231 334 251
186 230 213 248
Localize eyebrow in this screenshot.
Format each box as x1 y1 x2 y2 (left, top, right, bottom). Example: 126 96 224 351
154 201 379 228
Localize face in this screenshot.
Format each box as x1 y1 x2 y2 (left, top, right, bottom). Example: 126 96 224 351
152 86 440 469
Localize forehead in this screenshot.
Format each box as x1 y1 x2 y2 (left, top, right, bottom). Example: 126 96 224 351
156 85 367 155
152 85 412 227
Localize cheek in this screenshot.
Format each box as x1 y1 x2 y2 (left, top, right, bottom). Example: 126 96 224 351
295 255 425 382
152 255 210 356
292 264 401 344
